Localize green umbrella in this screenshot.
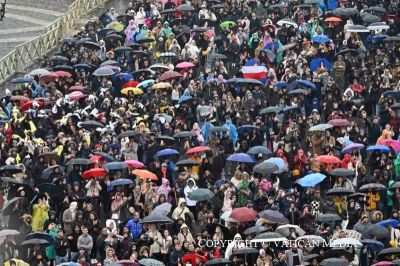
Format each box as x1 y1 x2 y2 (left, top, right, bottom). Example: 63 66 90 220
220 21 236 29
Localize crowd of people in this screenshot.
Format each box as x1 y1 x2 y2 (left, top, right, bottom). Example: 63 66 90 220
0 0 400 265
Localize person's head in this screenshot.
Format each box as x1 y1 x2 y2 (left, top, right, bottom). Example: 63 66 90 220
82 227 89 235
58 229 64 238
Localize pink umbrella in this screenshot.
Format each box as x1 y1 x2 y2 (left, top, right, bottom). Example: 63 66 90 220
381 139 400 152
67 91 86 100
125 160 145 168
176 62 195 68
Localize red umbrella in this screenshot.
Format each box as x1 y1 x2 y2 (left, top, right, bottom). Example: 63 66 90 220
39 72 59 83
186 146 211 154
372 262 394 266
316 155 341 164
20 100 43 111
68 85 86 91
52 71 72 78
34 97 51 105
328 119 351 127
82 168 107 179
159 70 182 81
230 207 257 222
123 81 139 88
176 62 195 68
67 91 86 101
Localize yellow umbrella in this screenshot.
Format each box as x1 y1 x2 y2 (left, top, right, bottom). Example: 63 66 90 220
5 259 29 266
152 82 172 90
121 87 143 95
106 21 125 32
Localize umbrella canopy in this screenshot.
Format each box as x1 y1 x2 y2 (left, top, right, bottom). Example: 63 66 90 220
230 207 257 222
259 210 289 224
231 247 259 255
159 71 182 81
204 258 231 265
141 214 173 224
93 66 115 76
260 106 283 114
247 146 272 156
26 232 55 244
315 213 342 222
308 124 333 132
251 232 288 243
117 130 141 139
176 62 195 68
188 188 214 201
186 146 211 154
209 126 229 133
139 258 165 266
361 239 385 252
362 224 390 239
324 17 342 22
82 168 107 179
310 58 332 72
320 258 348 266
108 178 134 189
275 224 305 237
326 187 355 195
21 239 50 246
175 160 201 167
316 155 340 164
220 21 236 29
381 139 400 152
372 262 394 266
132 169 158 181
342 143 365 153
177 4 195 11
173 131 197 138
0 165 23 174
378 248 400 258
65 158 92 166
347 25 370 32
0 229 19 237
237 125 259 134
121 87 143 95
94 151 115 162
378 219 399 228
367 145 390 153
103 162 128 170
297 173 326 187
29 68 51 76
152 203 172 216
154 148 179 157
312 35 330 43
328 119 351 127
359 183 387 191
38 183 63 197
227 153 256 164
277 18 298 28
124 160 145 168
265 157 288 172
243 225 269 235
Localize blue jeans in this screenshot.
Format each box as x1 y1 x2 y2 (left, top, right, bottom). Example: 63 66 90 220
56 255 68 265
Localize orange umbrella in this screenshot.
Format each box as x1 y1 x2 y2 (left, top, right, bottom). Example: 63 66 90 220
324 17 342 22
132 169 158 181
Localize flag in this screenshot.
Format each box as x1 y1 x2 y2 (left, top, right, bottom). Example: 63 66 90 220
241 66 268 80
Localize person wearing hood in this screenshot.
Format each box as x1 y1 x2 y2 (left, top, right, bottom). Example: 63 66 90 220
172 198 191 221
32 196 49 232
157 178 171 199
225 233 245 259
111 192 128 221
353 213 370 234
159 22 172 39
184 178 198 211
62 201 77 235
177 223 194 244
237 172 252 206
223 116 238 146
125 20 139 45
43 210 60 231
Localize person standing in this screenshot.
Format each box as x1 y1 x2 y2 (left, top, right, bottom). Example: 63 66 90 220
54 229 69 265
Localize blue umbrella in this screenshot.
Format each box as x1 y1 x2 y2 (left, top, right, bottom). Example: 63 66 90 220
265 157 287 172
244 58 261 66
297 79 316 90
367 145 390 153
112 73 133 82
383 90 400 99
361 239 385 253
377 219 399 228
73 64 94 72
297 173 327 187
227 153 256 164
310 57 332 72
273 81 289 89
312 35 330 43
247 146 272 156
11 76 33 84
237 125 258 134
94 151 115 162
103 162 128 170
236 78 264 86
108 178 134 190
280 106 300 113
138 79 156 88
178 90 192 104
372 34 390 42
154 148 179 157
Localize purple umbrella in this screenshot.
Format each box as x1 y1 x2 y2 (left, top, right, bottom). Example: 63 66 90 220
341 143 365 154
227 153 256 164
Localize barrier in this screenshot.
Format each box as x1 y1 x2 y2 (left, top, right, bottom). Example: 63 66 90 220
0 0 108 85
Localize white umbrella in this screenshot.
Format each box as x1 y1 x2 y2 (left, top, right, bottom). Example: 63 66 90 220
308 123 333 132
149 64 172 71
346 25 370 33
29 68 51 76
368 22 390 31
220 210 232 220
276 224 306 237
251 232 288 243
331 238 362 247
277 18 298 28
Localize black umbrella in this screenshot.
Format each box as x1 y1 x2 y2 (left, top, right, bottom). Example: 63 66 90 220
378 247 400 258
104 33 124 42
348 192 369 199
267 4 285 11
320 258 348 266
80 120 104 129
204 258 231 265
81 41 101 50
259 210 289 224
252 232 287 242
359 183 387 191
329 168 354 176
361 13 381 23
97 28 116 39
259 106 282 115
0 165 23 174
326 248 352 258
75 37 92 45
231 247 259 255
41 165 65 180
7 184 35 200
191 27 208 33
253 161 279 175
315 213 342 223
210 4 224 9
52 65 74 72
21 238 50 246
332 7 358 17
136 37 155 44
362 224 390 239
2 197 23 216
160 8 175 14
335 48 358 57
26 232 55 245
243 225 269 235
175 160 201 167
38 183 64 197
118 130 141 139
114 46 132 53
65 158 92 165
188 188 214 201
117 14 135 21
141 214 173 224
326 187 355 196
303 254 320 262
50 55 69 62
0 177 22 185
173 131 197 138
139 258 165 266
132 50 150 57
366 6 387 14
390 182 400 190
157 135 175 142
177 4 195 11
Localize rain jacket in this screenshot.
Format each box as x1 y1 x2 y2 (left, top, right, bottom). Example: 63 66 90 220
238 178 252 206
177 223 194 244
171 198 191 220
366 191 380 211
184 178 198 207
225 233 245 259
32 202 49 232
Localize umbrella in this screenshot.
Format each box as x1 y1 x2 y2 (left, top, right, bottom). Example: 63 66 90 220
316 155 340 164
154 148 179 157
390 182 400 190
326 187 355 196
173 131 197 138
367 145 390 153
0 165 23 174
331 238 362 247
93 66 115 76
324 17 342 22
297 173 326 187
132 169 158 181
124 160 144 169
277 43 296 53
288 89 307 95
366 6 387 14
103 162 128 170
204 258 231 265
315 213 342 222
247 146 272 156
188 188 214 201
157 135 175 142
149 64 171 71
361 13 381 23
359 183 387 191
265 157 287 172
329 168 354 176
308 123 333 131
0 177 22 185
268 3 285 10
114 260 138 266
342 143 365 153
117 130 141 139
177 4 195 11
368 22 390 31
244 225 269 235
230 207 257 222
67 91 86 101
335 48 359 57
275 224 305 237
186 146 211 154
209 126 228 133
160 8 175 14
297 79 316 89
68 85 87 91
29 68 51 76
114 46 132 53
378 219 399 228
332 7 358 17
227 153 256 164
38 152 60 163
220 21 236 29
39 72 58 82
106 21 125 32
160 52 176 58
121 87 143 95
361 239 385 252
259 106 282 114
237 125 258 134
176 62 195 68
141 214 172 224
38 183 63 197
2 197 23 216
94 151 115 162
11 76 34 84
82 168 107 179
21 239 50 246
138 79 156 88
253 161 279 175
320 258 348 266
53 71 72 78
231 247 259 255
277 18 298 28
251 232 288 243
0 229 19 237
347 25 370 33
152 82 172 90
136 37 155 44
236 78 264 86
113 73 133 82
108 179 134 190
100 60 118 67
310 58 332 72
372 262 394 266
81 41 101 50
259 210 289 224
378 248 400 258
303 254 321 262
312 35 330 43
210 53 227 60
175 160 201 167
328 119 351 127
65 158 92 166
152 203 172 216
80 120 104 129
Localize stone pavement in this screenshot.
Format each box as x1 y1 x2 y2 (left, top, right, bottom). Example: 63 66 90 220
0 0 74 58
